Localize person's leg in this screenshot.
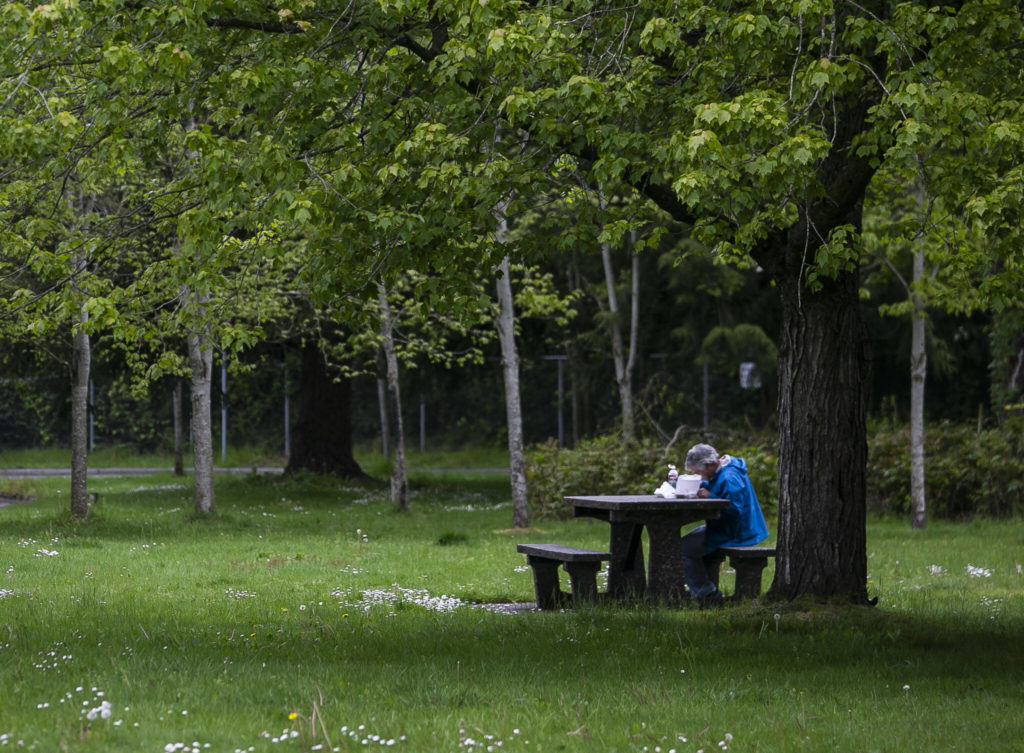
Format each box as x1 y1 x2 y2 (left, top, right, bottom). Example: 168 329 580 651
680 525 720 600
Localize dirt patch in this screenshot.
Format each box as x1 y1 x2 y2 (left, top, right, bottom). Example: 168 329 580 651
0 492 35 508
492 527 549 535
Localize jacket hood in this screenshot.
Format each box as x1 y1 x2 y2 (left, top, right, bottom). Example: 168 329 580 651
722 454 748 475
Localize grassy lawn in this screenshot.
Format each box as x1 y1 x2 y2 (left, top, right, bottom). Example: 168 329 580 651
1 470 1022 752
0 445 510 472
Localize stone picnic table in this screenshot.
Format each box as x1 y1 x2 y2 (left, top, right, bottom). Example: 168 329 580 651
565 494 729 604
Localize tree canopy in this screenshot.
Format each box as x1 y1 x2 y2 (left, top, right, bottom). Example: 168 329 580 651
2 0 1021 598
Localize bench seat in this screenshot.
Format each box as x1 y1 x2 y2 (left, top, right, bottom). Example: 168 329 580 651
704 545 777 600
517 543 611 610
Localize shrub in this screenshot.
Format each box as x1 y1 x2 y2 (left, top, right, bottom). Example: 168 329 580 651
526 432 779 521
524 417 1024 524
867 418 1024 518
525 419 1024 523
525 435 665 519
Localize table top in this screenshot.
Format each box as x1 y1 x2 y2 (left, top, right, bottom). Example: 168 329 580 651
565 495 729 513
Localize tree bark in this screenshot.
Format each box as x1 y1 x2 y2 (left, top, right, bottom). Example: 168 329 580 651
598 202 638 441
284 341 365 477
172 379 185 476
378 285 408 509
765 260 870 602
910 251 927 530
188 328 215 514
377 373 390 459
496 254 530 529
69 302 90 520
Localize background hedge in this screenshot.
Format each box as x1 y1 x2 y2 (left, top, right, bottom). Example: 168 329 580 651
526 420 1024 522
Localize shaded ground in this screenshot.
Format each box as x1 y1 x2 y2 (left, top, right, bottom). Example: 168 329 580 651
0 467 284 478
0 492 34 508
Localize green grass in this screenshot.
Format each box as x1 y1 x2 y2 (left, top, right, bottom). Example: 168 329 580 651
0 445 288 470
2 470 1022 752
0 445 508 472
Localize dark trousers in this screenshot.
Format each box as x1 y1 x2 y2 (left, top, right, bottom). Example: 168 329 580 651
680 524 718 599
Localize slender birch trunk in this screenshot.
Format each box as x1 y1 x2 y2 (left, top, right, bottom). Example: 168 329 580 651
69 293 91 520
628 230 640 427
188 325 215 514
378 284 408 509
173 379 185 476
68 190 95 520
910 250 927 529
377 352 390 460
496 253 530 529
599 231 637 441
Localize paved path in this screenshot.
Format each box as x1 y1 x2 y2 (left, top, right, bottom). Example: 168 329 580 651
0 467 284 479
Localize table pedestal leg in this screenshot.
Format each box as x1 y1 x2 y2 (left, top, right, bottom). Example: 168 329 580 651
606 522 645 600
645 521 688 604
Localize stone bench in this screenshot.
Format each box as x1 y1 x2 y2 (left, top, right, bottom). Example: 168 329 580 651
516 543 611 610
705 545 777 600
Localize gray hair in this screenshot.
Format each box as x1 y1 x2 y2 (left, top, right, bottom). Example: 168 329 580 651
685 443 719 471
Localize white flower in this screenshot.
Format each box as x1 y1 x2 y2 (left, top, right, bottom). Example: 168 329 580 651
965 564 993 578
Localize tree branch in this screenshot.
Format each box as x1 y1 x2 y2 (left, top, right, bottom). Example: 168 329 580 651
205 17 305 34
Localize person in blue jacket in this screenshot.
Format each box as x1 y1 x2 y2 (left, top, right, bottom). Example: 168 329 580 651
679 443 769 607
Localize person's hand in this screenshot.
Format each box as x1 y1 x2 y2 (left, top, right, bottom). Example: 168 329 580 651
697 488 709 498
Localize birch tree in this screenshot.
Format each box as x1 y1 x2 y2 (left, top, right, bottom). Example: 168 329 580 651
597 220 640 442
378 283 409 510
495 248 530 529
69 253 91 519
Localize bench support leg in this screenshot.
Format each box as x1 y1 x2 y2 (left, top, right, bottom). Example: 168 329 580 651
602 522 645 600
730 557 768 599
525 556 566 610
563 561 602 605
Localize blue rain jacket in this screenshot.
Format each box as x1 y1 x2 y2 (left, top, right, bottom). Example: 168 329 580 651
703 455 769 553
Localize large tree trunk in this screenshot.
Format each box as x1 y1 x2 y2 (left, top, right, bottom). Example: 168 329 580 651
69 303 90 520
378 285 408 509
188 329 215 514
496 254 530 529
736 86 876 603
284 341 364 477
767 262 870 603
909 251 927 530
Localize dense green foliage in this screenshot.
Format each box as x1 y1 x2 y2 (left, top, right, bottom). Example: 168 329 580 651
528 422 1024 522
1 472 1022 752
867 419 1024 518
526 432 779 521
